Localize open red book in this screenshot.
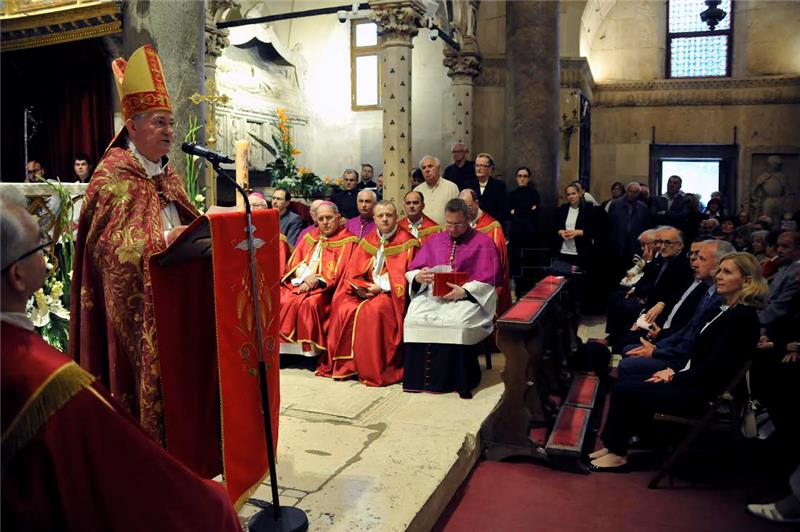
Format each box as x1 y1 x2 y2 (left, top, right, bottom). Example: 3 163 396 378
347 278 372 290
433 272 468 297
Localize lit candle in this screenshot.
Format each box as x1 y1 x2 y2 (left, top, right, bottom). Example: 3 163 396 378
235 139 250 209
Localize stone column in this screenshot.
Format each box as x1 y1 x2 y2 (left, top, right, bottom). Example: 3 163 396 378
443 37 481 154
505 0 559 240
370 0 424 211
122 0 206 178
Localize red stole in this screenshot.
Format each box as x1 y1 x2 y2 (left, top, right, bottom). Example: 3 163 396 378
319 228 419 385
279 227 356 348
68 146 199 445
2 322 240 531
475 212 512 315
399 214 442 245
279 233 293 278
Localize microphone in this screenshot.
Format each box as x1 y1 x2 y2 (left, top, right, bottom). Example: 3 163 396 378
181 142 235 165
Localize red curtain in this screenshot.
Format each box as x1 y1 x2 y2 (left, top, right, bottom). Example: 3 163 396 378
1 39 114 182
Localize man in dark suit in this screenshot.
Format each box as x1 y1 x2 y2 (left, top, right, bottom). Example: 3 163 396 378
618 238 734 378
443 142 476 190
332 169 359 219
607 182 651 279
655 175 692 232
356 163 377 190
606 226 694 348
462 152 508 223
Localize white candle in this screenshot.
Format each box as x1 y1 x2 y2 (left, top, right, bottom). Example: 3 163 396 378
235 139 250 209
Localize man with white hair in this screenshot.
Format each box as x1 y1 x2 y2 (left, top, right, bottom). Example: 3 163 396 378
69 45 200 445
443 142 476 190
413 155 459 226
297 198 326 242
1 189 239 531
346 188 377 240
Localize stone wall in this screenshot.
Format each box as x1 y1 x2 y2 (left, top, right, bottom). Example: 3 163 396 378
231 0 450 180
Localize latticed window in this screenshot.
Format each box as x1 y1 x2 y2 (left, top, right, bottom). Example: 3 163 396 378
667 0 732 78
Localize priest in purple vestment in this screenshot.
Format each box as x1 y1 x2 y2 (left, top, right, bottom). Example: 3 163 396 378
345 189 377 240
403 198 499 398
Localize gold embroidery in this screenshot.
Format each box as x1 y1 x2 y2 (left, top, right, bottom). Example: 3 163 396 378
395 285 405 298
80 286 94 311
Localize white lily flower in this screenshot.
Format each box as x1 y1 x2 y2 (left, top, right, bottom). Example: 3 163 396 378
195 194 205 203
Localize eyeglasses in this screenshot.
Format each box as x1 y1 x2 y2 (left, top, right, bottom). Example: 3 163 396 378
1 235 51 273
445 221 467 227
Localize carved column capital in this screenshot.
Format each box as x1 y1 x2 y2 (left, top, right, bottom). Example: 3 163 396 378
205 0 235 59
443 38 482 79
369 0 424 44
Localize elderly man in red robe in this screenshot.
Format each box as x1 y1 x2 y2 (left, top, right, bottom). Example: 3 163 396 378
320 200 419 385
69 45 199 445
398 190 442 245
280 202 356 356
460 188 512 315
2 190 239 531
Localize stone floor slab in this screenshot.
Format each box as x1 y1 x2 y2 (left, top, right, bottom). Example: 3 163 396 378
241 356 506 531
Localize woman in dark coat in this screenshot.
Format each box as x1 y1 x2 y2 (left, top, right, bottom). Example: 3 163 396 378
554 183 597 310
555 183 596 271
508 166 541 287
589 252 767 471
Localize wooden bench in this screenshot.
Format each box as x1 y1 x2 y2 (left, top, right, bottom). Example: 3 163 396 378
483 275 597 473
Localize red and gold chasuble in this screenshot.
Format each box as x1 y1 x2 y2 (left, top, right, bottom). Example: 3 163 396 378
399 213 442 246
319 227 419 386
279 226 357 350
475 212 512 315
69 146 199 445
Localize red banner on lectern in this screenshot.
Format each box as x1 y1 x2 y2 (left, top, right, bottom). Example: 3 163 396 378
151 209 281 510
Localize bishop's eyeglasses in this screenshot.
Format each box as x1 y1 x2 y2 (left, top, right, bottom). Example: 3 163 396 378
1 233 51 273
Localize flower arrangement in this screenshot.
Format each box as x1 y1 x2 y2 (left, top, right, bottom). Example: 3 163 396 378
26 178 75 351
250 108 328 199
183 115 207 213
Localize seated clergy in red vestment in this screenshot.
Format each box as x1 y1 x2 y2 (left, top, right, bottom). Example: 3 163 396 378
398 190 443 245
320 200 419 385
279 202 357 355
403 198 499 398
0 190 239 532
460 188 512 316
69 45 199 445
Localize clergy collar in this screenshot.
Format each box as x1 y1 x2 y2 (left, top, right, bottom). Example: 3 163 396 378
468 209 483 228
450 226 474 244
1 311 34 331
129 141 166 177
378 225 398 242
407 215 423 227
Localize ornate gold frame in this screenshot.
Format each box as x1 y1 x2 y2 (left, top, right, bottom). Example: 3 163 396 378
1 0 121 52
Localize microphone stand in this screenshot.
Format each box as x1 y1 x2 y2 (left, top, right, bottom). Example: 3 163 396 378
210 162 308 532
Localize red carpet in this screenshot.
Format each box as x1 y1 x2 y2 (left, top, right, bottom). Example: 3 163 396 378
438 461 779 532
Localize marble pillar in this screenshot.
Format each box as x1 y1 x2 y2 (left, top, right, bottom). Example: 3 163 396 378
122 0 206 178
443 37 481 155
505 0 560 238
370 0 424 212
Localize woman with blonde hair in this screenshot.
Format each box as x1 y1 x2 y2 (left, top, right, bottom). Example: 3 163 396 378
589 252 767 471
